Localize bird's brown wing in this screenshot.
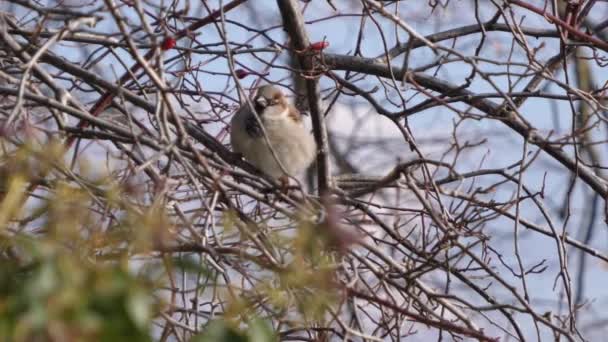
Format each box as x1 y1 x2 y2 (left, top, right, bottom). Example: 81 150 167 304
244 111 263 138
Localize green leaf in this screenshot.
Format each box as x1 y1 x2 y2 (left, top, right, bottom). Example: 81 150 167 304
172 255 213 277
192 320 247 342
192 318 276 342
30 262 57 298
247 318 276 342
126 289 151 329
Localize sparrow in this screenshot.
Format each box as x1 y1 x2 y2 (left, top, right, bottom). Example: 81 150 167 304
230 85 317 180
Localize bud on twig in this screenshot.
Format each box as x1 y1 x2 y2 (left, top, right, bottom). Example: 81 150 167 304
309 41 329 51
234 69 251 79
161 36 177 50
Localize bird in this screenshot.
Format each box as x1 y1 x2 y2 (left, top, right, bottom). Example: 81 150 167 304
230 85 317 181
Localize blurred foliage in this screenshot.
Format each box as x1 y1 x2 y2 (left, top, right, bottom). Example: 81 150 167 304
0 246 157 341
0 140 336 341
191 318 275 342
0 140 161 341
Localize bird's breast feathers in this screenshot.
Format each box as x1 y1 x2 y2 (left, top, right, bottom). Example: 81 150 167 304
231 103 316 177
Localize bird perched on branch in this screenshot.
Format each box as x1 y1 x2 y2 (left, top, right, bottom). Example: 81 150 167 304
230 85 317 181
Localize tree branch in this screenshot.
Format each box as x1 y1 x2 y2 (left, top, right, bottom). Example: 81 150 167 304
276 0 331 194
323 53 608 198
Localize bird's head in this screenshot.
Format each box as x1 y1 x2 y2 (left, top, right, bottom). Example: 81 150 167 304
253 85 291 121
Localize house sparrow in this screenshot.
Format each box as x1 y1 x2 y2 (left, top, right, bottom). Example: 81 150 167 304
230 85 317 179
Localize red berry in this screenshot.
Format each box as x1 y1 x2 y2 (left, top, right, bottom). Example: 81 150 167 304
234 69 250 79
161 36 176 50
309 41 329 51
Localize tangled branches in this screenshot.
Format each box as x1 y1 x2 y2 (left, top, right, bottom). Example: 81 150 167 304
1 0 608 341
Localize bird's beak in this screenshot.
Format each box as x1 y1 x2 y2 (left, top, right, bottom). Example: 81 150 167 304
255 96 268 109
